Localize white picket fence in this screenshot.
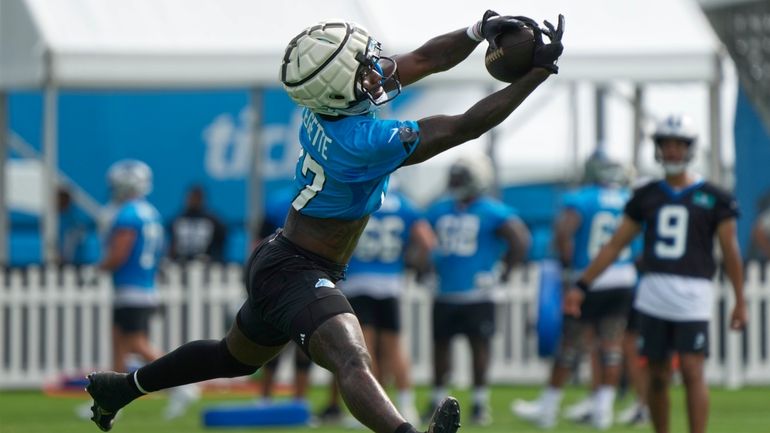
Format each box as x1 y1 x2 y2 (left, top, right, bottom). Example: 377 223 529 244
1 261 769 390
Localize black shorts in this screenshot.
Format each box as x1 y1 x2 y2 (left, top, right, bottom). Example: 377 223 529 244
348 295 400 332
581 288 633 322
626 306 641 333
638 311 710 361
238 232 354 357
113 306 156 334
432 301 496 340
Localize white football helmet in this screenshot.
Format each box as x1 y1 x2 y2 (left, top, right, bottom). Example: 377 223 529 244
448 154 495 201
107 159 153 202
652 114 698 175
583 150 628 186
280 20 401 116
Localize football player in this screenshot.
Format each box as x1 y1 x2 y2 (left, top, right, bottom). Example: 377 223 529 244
425 155 531 426
563 115 747 433
513 151 638 430
99 160 198 420
87 11 564 433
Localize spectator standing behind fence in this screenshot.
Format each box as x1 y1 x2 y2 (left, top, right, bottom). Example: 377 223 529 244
563 115 747 433
424 155 531 426
321 186 435 425
95 159 198 420
169 185 227 263
512 151 639 430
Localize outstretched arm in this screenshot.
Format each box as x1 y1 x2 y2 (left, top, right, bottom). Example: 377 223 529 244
563 216 640 317
392 29 481 87
579 216 640 284
401 14 564 166
393 11 524 87
403 68 551 166
394 29 479 86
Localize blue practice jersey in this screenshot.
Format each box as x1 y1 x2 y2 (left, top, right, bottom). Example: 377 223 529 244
562 185 637 270
110 199 164 290
291 108 420 219
346 192 422 276
427 196 516 294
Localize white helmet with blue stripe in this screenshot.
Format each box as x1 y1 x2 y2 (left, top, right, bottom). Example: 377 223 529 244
107 159 153 202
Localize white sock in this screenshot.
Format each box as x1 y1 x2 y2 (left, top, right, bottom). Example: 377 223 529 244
472 387 489 406
541 387 563 412
398 389 415 410
594 386 616 411
432 387 448 405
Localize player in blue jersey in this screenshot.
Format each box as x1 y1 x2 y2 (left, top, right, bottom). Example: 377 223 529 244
87 11 564 433
564 115 747 433
95 160 198 420
513 152 638 430
425 155 531 426
101 160 164 378
321 187 434 424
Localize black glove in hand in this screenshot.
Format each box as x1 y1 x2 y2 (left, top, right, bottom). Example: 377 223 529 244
479 9 526 42
514 14 565 74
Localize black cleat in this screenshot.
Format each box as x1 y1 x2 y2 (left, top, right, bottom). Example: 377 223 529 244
86 372 139 432
426 397 461 433
318 404 343 424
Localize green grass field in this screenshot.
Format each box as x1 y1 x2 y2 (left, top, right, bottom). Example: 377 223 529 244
1 385 769 433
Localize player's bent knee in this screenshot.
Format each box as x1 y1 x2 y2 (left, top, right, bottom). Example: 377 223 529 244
224 319 280 369
218 339 261 377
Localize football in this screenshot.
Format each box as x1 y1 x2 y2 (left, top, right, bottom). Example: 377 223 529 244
484 27 535 83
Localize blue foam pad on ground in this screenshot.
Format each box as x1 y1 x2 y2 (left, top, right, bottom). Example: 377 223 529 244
537 259 563 357
61 375 89 390
203 400 311 427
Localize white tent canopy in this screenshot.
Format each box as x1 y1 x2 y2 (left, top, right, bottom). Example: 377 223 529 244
1 0 722 89
0 0 726 264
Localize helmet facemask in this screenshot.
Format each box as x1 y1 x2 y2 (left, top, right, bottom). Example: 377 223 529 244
654 139 694 176
344 40 402 115
651 114 697 176
447 155 494 201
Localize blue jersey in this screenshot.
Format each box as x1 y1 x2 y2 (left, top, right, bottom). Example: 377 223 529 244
427 196 516 294
291 108 419 219
346 192 422 276
562 185 635 270
109 199 164 292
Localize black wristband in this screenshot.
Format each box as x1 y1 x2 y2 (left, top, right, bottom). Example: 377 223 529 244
575 279 589 293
